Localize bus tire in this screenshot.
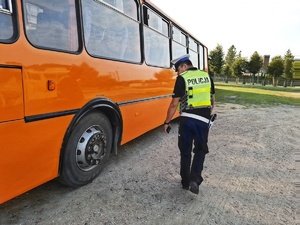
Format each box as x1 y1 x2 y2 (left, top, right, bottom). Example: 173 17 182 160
59 111 112 187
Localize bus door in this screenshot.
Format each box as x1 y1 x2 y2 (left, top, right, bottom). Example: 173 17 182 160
0 67 24 122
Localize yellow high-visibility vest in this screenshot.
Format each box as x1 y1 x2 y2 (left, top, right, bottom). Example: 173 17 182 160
179 70 211 111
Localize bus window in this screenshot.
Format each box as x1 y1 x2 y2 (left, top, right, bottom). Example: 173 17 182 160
199 45 205 70
123 1 138 19
23 0 79 52
143 6 170 68
204 46 209 71
172 26 187 59
83 0 141 63
0 0 12 13
0 0 16 42
189 37 199 69
173 26 186 45
101 0 138 19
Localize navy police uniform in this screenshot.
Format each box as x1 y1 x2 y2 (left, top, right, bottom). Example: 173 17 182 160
171 54 215 192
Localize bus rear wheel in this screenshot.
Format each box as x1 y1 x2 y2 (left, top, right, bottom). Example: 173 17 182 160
59 112 112 187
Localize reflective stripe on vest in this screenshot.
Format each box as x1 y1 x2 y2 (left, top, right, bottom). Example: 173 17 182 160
180 70 211 110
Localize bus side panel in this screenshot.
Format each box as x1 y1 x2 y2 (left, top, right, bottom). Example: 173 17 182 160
0 68 23 122
120 97 179 144
0 115 73 204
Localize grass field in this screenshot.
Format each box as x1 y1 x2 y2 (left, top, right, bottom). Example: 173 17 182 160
215 82 300 107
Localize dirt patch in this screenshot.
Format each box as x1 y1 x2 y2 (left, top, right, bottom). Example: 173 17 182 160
0 104 298 225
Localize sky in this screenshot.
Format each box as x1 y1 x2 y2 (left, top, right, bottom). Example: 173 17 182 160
150 0 300 59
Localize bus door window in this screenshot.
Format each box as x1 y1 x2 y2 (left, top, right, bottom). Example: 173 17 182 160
23 0 79 52
143 6 170 68
82 0 141 63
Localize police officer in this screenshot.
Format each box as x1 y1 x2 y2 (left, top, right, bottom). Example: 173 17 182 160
163 54 215 194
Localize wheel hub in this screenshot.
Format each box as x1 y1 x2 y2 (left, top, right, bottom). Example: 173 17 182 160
76 127 107 171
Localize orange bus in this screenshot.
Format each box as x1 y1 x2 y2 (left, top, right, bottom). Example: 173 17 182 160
0 0 209 204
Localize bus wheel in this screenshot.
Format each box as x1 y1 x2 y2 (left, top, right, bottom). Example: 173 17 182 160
59 112 112 187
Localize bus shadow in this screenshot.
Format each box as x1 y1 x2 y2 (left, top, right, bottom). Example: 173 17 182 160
0 124 165 223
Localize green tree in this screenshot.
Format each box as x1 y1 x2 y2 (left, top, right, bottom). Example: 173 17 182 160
231 57 248 83
267 56 284 86
224 45 237 77
209 44 224 77
284 49 294 82
248 51 263 85
222 65 231 83
293 60 300 80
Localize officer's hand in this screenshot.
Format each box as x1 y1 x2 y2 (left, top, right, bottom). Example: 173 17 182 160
163 124 171 133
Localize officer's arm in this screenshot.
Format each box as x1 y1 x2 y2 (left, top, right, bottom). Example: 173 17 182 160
211 94 215 113
165 97 179 123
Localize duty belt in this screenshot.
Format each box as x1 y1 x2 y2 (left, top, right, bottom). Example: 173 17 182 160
181 112 209 123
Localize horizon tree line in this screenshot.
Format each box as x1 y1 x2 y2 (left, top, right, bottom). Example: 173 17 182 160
208 44 297 86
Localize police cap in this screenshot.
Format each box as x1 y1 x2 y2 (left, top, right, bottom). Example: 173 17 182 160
171 54 190 72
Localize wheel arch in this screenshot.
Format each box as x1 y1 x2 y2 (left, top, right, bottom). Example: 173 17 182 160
59 98 123 174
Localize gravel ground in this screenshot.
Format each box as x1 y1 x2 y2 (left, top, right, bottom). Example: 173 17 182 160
0 103 299 225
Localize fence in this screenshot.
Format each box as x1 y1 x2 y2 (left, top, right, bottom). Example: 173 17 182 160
214 76 300 87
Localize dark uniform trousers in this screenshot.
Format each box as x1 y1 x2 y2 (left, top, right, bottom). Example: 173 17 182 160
178 117 209 187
